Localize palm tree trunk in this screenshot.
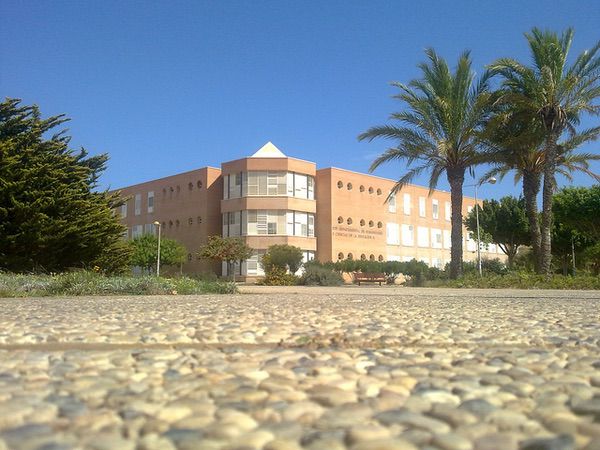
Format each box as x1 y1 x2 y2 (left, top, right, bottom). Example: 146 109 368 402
522 170 542 273
447 167 465 279
540 133 559 275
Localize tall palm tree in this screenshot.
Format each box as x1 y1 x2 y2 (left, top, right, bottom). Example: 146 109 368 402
489 28 600 274
358 49 497 278
482 119 600 272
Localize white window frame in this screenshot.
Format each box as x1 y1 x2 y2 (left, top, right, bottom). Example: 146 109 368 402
134 194 141 216
401 224 414 246
388 193 396 213
417 226 429 248
432 199 439 220
419 197 426 218
147 191 154 213
386 222 400 245
403 193 411 215
431 228 442 249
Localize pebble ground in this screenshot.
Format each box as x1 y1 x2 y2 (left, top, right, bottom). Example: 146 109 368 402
0 287 599 450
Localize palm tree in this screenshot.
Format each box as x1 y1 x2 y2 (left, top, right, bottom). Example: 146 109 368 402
482 118 600 272
489 28 600 275
358 49 497 278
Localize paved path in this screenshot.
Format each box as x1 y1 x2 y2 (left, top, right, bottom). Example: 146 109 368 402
0 289 599 449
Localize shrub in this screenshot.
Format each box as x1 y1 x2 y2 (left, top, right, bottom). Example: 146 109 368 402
257 266 298 286
261 245 304 274
462 258 507 276
0 271 237 297
433 272 600 290
299 263 344 286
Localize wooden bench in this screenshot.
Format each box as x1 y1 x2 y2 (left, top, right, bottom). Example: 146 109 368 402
354 272 387 286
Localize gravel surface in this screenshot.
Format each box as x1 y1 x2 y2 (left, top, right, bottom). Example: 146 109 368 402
0 288 599 450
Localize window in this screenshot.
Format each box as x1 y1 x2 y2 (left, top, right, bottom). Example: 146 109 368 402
360 219 365 226
445 201 451 221
417 226 429 247
403 193 411 215
431 228 443 249
368 187 374 194
222 212 242 237
245 210 314 237
369 220 374 227
360 185 365 192
431 258 443 269
131 225 143 238
134 194 141 216
307 176 314 199
347 253 353 260
347 183 353 190
360 254 366 260
338 216 344 224
388 193 396 213
147 191 154 213
197 180 202 189
120 203 127 218
377 221 383 228
377 188 382 195
369 254 375 261
401 224 414 246
338 252 344 260
467 205 474 214
443 230 451 249
432 199 439 220
295 173 308 198
467 232 477 251
386 222 400 245
197 216 202 224
187 253 193 262
188 182 193 191
347 218 353 225
419 197 426 217
188 218 193 225
337 181 343 188
144 223 155 235
378 255 384 262
175 219 180 228
246 250 267 276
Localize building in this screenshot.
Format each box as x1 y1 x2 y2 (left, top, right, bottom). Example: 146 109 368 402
115 142 502 279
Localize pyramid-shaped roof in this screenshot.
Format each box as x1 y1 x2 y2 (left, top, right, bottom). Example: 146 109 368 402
250 142 286 158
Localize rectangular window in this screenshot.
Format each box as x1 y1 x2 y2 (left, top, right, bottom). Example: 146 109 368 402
401 224 414 246
431 258 443 269
144 223 155 235
120 203 127 218
443 230 451 249
388 193 396 213
147 191 154 213
132 224 143 238
294 211 307 237
134 194 141 216
308 214 315 237
223 175 230 199
419 197 426 217
432 199 439 219
417 226 429 247
386 222 400 245
445 201 451 221
307 176 315 200
431 228 443 249
466 231 476 252
294 173 308 198
467 205 473 214
403 193 411 215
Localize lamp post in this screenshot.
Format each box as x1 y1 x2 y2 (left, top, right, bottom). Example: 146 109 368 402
153 221 161 277
466 177 496 276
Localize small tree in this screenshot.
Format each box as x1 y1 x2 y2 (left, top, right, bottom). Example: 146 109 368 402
464 196 530 269
261 245 304 274
198 236 253 280
130 234 186 273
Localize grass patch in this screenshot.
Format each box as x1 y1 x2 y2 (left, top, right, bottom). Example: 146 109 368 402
426 272 600 290
0 271 237 297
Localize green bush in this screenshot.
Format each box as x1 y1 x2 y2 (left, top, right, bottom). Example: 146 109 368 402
257 266 298 286
0 271 237 297
299 263 344 286
433 272 600 289
462 258 507 275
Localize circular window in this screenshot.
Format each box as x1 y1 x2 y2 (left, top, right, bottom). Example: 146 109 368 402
169 186 174 192
369 220 374 227
197 216 202 224
347 218 353 225
360 185 365 192
376 188 382 195
175 219 180 227
360 219 365 226
377 221 383 228
337 216 344 224
368 187 374 194
378 255 384 262
347 183 353 190
369 254 375 261
337 181 343 188
347 253 353 260
188 217 193 225
360 254 366 261
169 220 173 228
197 180 203 189
188 182 193 190
338 252 344 260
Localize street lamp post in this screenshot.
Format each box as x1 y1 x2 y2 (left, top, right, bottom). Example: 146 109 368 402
153 221 161 277
467 178 496 277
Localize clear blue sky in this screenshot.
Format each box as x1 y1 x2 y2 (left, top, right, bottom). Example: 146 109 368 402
2 0 599 199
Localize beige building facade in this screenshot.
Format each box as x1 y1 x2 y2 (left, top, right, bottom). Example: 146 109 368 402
115 143 503 278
